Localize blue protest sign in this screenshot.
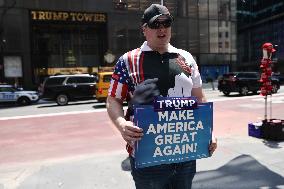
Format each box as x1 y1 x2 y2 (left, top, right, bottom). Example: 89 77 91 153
133 102 213 168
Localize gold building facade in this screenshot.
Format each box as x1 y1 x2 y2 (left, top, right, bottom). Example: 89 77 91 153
0 0 237 88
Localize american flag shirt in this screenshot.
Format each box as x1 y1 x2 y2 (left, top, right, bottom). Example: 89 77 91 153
108 41 202 156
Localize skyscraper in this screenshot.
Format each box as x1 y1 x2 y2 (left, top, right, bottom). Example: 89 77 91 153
237 0 284 73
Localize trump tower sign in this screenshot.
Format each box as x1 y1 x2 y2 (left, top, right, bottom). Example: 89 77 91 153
133 97 213 168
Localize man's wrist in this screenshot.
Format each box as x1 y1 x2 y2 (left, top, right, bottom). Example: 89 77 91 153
116 117 127 132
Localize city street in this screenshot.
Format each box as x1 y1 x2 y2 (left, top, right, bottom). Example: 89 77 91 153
1 1 284 188
0 87 284 189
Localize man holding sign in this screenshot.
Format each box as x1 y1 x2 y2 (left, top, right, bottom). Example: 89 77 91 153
107 4 217 189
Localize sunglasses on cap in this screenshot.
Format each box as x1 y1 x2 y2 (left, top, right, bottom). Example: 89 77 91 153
147 19 172 29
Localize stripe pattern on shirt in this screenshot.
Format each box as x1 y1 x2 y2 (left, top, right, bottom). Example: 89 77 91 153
125 48 145 85
108 48 144 101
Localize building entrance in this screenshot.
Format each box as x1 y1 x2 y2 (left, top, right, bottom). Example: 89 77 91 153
30 10 107 84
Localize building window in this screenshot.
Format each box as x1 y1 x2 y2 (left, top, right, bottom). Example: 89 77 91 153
225 31 229 38
199 0 208 19
199 20 209 53
113 0 128 10
219 0 230 20
127 0 140 10
210 20 218 53
219 42 222 49
209 0 218 19
225 41 229 48
188 0 198 18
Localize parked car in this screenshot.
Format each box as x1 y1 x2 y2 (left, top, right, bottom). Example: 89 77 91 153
39 74 97 105
0 84 39 105
272 72 284 84
217 72 280 96
95 72 112 102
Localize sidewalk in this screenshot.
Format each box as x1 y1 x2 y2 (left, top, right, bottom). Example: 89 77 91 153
194 136 284 189
202 81 218 91
1 135 282 189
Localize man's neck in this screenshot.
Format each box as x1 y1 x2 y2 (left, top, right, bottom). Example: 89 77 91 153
147 43 168 54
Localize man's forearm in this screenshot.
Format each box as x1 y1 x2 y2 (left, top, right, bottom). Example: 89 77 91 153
106 96 126 132
106 96 143 143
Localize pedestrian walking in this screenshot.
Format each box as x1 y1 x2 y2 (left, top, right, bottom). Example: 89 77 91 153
106 4 217 189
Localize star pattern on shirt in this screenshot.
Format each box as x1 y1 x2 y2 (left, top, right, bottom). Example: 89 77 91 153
113 57 133 87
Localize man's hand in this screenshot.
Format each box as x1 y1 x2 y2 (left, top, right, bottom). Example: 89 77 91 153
209 135 217 156
130 78 160 106
127 78 160 117
118 119 144 144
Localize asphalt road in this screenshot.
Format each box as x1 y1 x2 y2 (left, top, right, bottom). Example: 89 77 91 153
1 90 284 165
1 86 283 118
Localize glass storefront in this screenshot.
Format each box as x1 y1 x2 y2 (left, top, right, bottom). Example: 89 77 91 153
30 10 107 83
0 0 237 87
111 0 237 57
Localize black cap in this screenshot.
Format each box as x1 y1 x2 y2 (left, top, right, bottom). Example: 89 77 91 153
141 4 173 25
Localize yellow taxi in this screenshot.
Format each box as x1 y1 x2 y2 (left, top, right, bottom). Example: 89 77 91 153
96 72 112 102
